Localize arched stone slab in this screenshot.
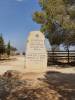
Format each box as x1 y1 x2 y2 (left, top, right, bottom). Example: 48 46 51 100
25 31 47 71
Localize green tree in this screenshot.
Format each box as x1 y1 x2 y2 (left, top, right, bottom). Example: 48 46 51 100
33 0 75 50
63 1 75 46
10 46 17 52
6 41 11 57
0 34 5 59
6 41 17 57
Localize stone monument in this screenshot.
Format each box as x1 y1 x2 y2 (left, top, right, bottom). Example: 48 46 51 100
25 31 47 71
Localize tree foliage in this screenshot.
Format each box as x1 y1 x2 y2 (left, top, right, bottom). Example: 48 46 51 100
6 41 17 57
0 34 5 58
33 0 75 48
0 34 17 59
6 41 11 57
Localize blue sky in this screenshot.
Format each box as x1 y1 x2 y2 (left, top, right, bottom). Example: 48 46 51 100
0 0 41 52
0 0 74 52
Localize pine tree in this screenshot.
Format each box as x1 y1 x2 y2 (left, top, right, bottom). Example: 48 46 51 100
0 34 5 59
33 0 75 49
7 41 11 57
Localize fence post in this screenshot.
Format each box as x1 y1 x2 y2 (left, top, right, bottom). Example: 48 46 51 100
68 49 69 64
52 50 54 63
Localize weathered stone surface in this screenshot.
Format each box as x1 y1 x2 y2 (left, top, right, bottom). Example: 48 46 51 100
25 31 47 71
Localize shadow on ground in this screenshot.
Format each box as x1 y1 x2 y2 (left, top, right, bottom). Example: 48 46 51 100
0 70 75 100
48 61 75 67
0 58 17 62
39 71 75 100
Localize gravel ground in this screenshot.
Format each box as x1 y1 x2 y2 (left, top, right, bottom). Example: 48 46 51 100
0 56 75 100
